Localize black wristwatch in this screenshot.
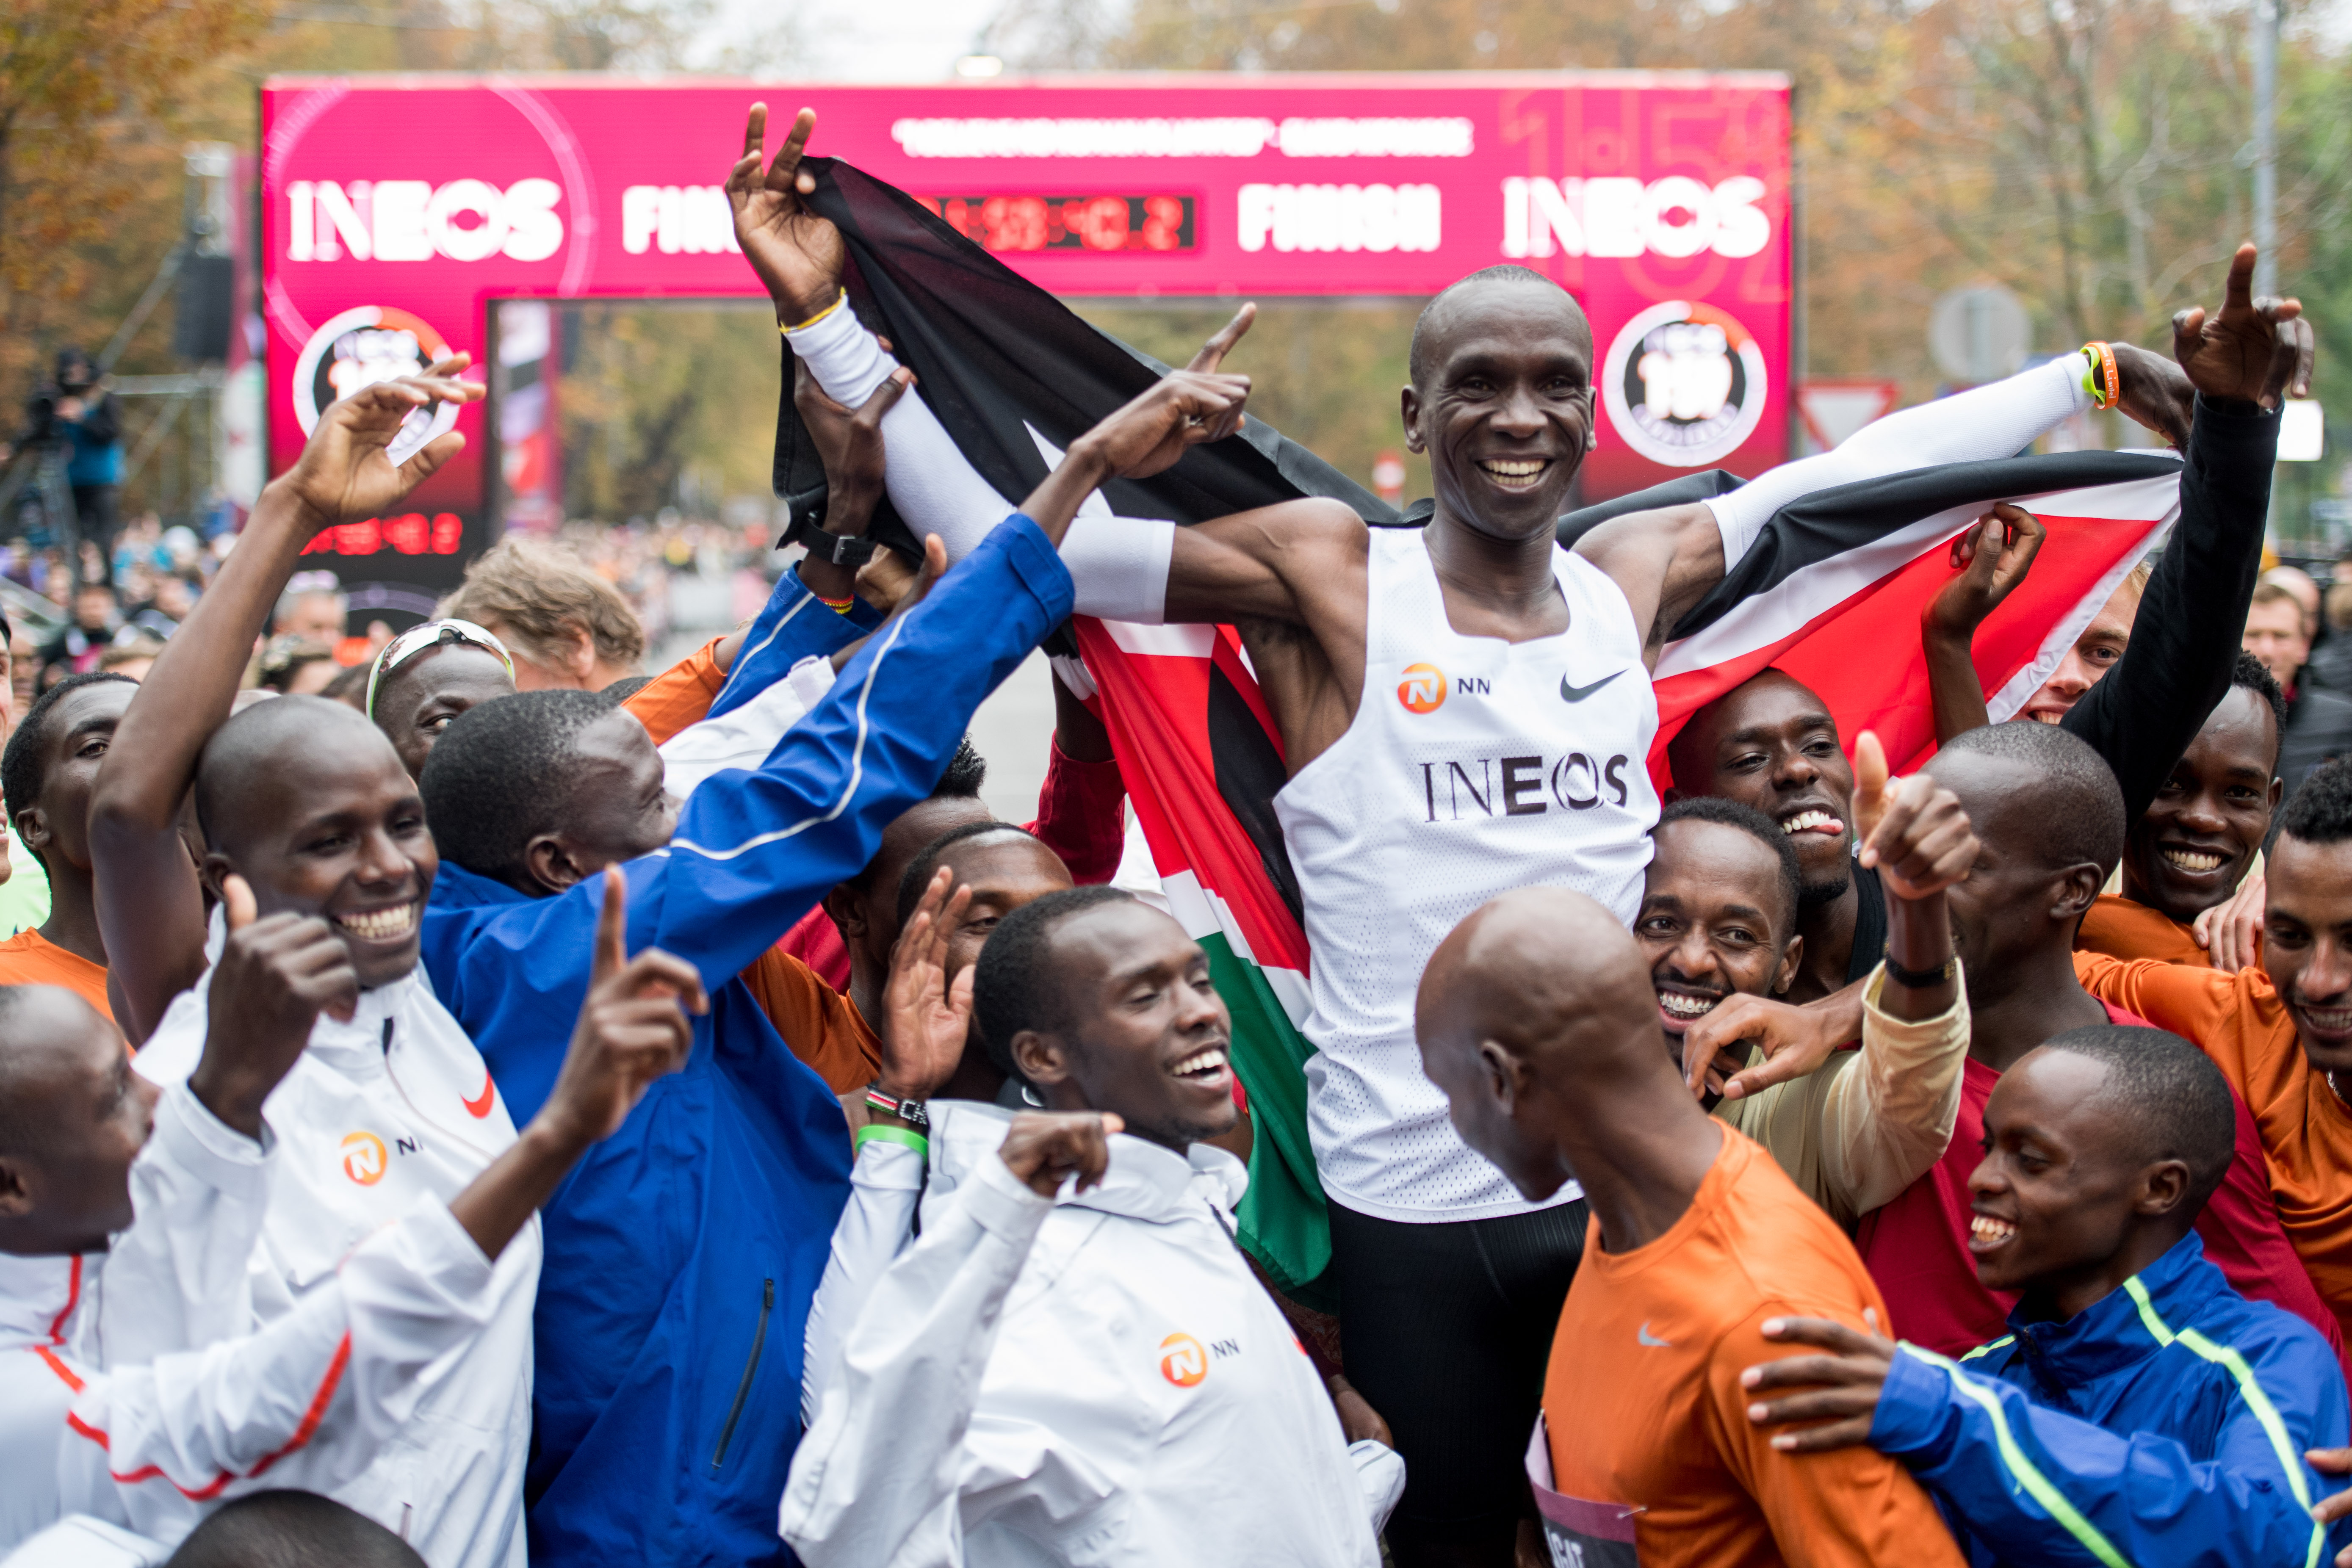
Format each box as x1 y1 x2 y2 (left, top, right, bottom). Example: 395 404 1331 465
786 505 880 568
1883 951 1958 988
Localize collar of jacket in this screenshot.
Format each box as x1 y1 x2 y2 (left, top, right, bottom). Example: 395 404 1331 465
427 858 530 910
195 901 434 1077
927 1100 1249 1224
2001 1231 2227 1388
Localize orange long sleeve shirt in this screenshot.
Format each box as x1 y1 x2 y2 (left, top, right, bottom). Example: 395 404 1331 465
1539 1130 1966 1568
2075 951 2352 1341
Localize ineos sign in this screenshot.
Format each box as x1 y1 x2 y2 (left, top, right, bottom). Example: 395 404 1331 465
284 178 564 263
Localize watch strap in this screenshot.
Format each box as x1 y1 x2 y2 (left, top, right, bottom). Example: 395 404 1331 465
785 506 880 567
1883 951 1958 989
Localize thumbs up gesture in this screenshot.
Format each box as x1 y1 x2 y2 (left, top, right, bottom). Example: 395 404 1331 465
1850 731 1979 904
535 866 708 1151
191 874 362 1139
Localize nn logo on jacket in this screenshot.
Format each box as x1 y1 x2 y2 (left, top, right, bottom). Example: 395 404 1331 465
1159 1333 1209 1388
340 1130 388 1186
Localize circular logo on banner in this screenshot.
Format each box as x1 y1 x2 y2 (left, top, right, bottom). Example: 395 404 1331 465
1601 301 1769 468
291 304 460 442
340 1130 388 1186
1397 662 1447 714
1158 1332 1209 1388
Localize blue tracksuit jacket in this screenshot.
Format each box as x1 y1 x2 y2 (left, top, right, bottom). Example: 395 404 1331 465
419 517 1073 1566
1874 1231 2352 1568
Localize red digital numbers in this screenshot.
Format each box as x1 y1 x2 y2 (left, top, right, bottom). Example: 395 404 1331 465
300 512 465 556
928 195 1195 253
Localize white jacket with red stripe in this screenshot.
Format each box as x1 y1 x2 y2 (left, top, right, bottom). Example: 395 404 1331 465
0 1082 502 1557
116 961 537 1568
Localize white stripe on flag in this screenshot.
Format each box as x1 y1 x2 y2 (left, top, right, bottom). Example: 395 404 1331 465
1159 868 1313 1028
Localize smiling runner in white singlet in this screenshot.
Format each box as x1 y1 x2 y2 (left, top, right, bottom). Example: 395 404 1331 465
1276 529 1657 1220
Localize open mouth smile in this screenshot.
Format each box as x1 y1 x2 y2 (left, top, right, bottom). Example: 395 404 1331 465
1476 458 1552 491
332 899 421 944
1654 986 1724 1035
2158 846 2229 874
1968 1212 2017 1253
1169 1045 1232 1089
1779 808 1845 838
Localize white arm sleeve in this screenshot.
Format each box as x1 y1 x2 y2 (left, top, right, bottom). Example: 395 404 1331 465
1706 353 2093 563
95 1084 272 1368
798 1138 924 1427
780 1151 1051 1568
59 1197 495 1549
785 298 1175 622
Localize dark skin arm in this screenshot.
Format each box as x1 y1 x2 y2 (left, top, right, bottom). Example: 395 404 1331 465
89 362 482 1044
1923 504 2046 746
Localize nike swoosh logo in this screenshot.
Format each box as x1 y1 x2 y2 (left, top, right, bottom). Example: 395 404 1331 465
1561 671 1624 703
1637 1321 1672 1348
462 1073 496 1119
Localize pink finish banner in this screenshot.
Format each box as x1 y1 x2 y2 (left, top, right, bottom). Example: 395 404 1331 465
260 72 1791 569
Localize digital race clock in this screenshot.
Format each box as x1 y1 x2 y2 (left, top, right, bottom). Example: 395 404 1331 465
924 194 1197 253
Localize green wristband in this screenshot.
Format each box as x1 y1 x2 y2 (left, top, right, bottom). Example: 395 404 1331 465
854 1122 929 1160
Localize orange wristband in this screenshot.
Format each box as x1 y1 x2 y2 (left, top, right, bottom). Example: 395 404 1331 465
2081 341 2120 410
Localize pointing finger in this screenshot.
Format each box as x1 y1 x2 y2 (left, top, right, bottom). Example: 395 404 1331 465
592 864 627 989
1187 302 1258 373
743 102 768 163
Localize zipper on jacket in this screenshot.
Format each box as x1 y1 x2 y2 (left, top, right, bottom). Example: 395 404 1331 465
711 1278 773 1468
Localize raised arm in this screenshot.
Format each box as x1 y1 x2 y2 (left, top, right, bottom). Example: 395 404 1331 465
1813 735 1974 1221
2062 245 2314 824
782 1112 1116 1568
89 364 482 1043
1577 344 2128 655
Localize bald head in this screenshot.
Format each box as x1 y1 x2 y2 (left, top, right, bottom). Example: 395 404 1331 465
1417 888 1700 1204
0 984 150 1257
1408 265 1592 390
196 696 401 855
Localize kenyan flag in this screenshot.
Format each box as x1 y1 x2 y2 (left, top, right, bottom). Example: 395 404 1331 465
780 155 2184 1302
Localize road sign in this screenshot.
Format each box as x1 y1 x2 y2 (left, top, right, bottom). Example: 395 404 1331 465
1929 285 2030 384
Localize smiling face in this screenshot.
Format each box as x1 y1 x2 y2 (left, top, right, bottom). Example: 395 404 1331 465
203 706 438 990
17 680 135 875
2260 832 2352 1074
1965 1048 2192 1312
0 987 154 1257
1636 817 1800 1049
1016 900 1238 1152
371 642 517 780
2122 685 2282 922
2020 579 2137 725
1670 672 1855 901
1403 280 1594 542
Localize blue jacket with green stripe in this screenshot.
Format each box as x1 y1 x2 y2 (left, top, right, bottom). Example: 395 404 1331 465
1872 1233 2350 1568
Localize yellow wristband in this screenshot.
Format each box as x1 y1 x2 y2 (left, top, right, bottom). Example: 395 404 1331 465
782 290 847 334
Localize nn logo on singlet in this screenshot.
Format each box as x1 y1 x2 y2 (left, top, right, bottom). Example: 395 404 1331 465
1419 752 1634 822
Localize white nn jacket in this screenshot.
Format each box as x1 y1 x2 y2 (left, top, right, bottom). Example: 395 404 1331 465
118 960 537 1568
782 1101 1400 1568
0 1082 501 1558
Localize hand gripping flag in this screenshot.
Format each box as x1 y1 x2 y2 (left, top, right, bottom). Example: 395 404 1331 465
776 157 2181 1300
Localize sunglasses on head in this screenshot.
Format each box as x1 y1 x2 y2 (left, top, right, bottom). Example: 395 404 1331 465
364 619 515 719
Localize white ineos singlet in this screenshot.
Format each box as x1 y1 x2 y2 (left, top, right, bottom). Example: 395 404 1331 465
1273 528 1660 1221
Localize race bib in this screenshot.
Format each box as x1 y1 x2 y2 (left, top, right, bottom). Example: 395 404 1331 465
1526 1415 1641 1568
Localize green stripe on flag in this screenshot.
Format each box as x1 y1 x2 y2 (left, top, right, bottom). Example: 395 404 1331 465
1197 930 1335 1308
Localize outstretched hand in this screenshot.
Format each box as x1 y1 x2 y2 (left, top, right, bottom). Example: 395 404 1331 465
1740 1311 1895 1454
729 104 845 325
877 867 976 1103
1924 505 2045 641
537 866 706 1149
279 357 481 533
1186 304 1258 373
999 1109 1123 1198
2172 243 2315 410
191 874 360 1138
1078 371 1252 481
794 359 910 536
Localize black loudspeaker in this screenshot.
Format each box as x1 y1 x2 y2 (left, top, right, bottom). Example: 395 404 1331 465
172 254 235 363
